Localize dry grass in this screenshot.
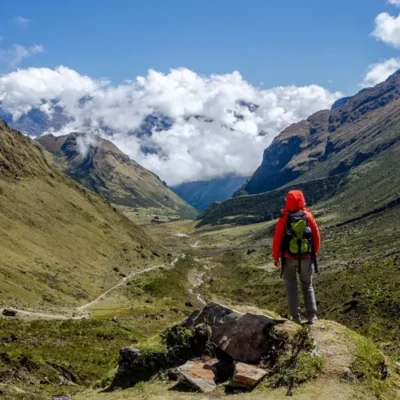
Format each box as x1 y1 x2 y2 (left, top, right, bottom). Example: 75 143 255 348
0 122 162 310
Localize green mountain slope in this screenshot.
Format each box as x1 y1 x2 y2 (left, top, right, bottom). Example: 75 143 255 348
37 133 197 221
0 120 162 310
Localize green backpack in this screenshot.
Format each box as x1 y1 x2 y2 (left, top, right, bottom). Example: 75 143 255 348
283 211 312 257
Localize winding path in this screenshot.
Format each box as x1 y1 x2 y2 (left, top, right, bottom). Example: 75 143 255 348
1 261 174 320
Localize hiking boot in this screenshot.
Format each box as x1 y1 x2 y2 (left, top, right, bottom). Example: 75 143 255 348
290 317 302 325
307 315 318 325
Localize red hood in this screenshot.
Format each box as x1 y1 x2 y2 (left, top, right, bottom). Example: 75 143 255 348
281 190 306 214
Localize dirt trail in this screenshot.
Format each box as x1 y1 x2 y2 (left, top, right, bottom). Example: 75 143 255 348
1 260 178 320
77 264 163 312
188 270 207 306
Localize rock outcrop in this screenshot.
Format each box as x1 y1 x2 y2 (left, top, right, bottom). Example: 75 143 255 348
111 303 393 396
183 303 277 364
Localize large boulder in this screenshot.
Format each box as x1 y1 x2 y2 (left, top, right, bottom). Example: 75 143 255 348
184 302 277 364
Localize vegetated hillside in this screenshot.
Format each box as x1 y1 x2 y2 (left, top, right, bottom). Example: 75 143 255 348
172 175 247 211
200 71 400 226
0 120 162 309
198 174 344 226
237 70 400 196
37 133 197 220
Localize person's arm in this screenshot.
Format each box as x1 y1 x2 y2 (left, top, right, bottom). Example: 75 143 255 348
272 217 285 263
307 213 321 254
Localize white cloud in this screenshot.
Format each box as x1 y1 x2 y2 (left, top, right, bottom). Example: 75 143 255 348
13 16 30 27
372 12 400 48
361 58 400 87
0 44 44 71
0 66 341 185
388 0 400 6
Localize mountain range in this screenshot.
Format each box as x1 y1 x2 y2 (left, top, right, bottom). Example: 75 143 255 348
201 70 400 226
0 102 257 210
37 133 197 220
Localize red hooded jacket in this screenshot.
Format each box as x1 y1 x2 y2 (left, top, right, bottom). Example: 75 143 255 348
272 190 320 261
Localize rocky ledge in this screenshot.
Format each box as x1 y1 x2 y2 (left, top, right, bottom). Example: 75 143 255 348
110 302 323 394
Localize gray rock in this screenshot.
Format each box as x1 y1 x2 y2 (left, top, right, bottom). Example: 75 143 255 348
183 302 241 328
118 347 142 375
183 302 277 364
52 396 72 400
213 313 276 363
343 367 355 381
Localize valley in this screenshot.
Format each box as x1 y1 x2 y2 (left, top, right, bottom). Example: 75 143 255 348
2 71 400 400
1 211 400 399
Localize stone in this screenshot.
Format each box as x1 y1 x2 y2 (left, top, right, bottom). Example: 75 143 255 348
183 302 277 364
185 301 194 307
52 396 72 400
2 309 17 317
343 367 355 382
183 302 241 328
4 333 18 342
112 316 118 323
212 312 276 364
118 347 167 377
177 361 216 393
247 249 256 255
231 362 268 389
118 347 142 375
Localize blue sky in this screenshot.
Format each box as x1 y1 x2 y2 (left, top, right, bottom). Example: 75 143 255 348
1 0 400 185
2 0 399 94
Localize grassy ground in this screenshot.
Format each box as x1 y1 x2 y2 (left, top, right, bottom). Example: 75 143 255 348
0 257 201 398
0 123 166 311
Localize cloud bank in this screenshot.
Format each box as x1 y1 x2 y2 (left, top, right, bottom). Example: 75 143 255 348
0 66 341 185
361 57 400 87
373 12 400 48
388 0 400 6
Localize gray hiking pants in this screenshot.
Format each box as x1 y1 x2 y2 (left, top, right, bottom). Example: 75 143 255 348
282 258 317 321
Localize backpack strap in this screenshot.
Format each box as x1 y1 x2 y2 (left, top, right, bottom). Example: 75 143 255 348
305 212 319 274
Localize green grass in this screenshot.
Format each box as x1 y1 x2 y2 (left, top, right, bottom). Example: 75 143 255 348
347 330 388 395
0 318 139 397
265 328 323 392
0 256 203 397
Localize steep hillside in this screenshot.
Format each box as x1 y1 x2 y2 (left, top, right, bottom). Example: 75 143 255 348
202 71 400 226
172 175 247 211
237 70 400 196
197 174 344 226
0 120 162 310
37 133 197 220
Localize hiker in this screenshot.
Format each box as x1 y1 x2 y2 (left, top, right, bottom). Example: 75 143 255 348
272 190 320 325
